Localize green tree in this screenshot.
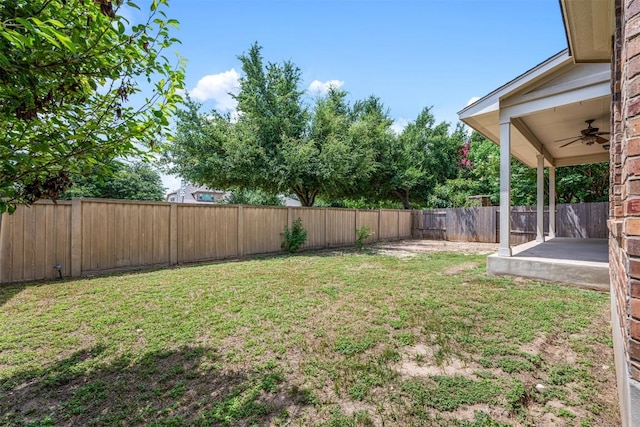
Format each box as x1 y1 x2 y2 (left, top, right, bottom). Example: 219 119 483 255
165 46 380 207
223 189 284 206
435 132 609 207
368 108 464 209
63 162 165 201
0 0 185 213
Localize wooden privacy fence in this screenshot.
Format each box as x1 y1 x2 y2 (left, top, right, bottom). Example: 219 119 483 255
412 202 608 244
0 199 412 284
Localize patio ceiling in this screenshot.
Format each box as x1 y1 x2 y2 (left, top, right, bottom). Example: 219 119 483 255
458 50 611 168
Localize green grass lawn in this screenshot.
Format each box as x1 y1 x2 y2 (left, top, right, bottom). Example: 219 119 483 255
0 249 620 426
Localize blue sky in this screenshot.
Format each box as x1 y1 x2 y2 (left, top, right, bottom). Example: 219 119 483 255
138 0 568 191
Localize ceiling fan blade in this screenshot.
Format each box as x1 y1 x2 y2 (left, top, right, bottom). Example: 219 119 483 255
595 131 610 135
554 135 582 142
560 138 581 148
596 136 609 144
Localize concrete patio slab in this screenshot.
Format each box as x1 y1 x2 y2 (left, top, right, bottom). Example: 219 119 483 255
487 237 609 291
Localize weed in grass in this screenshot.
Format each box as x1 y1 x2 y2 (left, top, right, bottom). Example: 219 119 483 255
498 356 533 374
388 319 407 329
396 332 416 346
458 410 511 427
378 346 401 364
24 417 56 427
474 370 497 380
198 367 284 425
505 379 528 414
402 375 501 412
148 416 186 427
532 386 567 405
325 407 355 427
65 381 107 415
288 385 318 406
548 363 587 386
580 417 595 427
556 408 576 419
335 336 375 356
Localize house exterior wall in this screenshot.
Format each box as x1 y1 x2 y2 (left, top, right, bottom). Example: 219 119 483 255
610 0 640 424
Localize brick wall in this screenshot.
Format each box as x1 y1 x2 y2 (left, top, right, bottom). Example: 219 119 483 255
611 0 640 384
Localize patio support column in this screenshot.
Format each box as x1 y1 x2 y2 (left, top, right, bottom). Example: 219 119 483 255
549 166 556 238
536 154 545 242
498 120 512 256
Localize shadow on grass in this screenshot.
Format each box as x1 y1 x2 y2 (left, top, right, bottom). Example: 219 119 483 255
0 282 29 307
1 345 315 426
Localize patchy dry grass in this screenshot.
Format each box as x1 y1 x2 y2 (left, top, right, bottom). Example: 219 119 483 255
0 248 619 426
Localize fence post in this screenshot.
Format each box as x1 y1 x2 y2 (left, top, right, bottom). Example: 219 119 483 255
325 208 329 248
71 198 82 277
237 205 244 258
170 203 178 265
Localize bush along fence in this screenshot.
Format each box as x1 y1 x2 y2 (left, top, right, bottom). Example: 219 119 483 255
411 202 608 244
0 199 412 284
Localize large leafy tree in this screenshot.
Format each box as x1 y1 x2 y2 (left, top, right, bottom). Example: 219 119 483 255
166 45 380 207
0 0 185 213
63 161 165 201
367 107 464 209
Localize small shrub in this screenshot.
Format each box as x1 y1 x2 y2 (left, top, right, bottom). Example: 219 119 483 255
355 225 374 250
281 217 308 253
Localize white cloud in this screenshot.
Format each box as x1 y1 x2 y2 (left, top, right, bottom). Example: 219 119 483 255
308 79 345 95
466 96 480 106
190 69 240 111
391 118 409 135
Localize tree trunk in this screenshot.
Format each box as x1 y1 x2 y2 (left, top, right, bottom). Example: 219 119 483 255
293 187 318 207
393 190 412 210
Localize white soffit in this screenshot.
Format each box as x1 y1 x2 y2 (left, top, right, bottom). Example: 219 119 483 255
560 0 615 63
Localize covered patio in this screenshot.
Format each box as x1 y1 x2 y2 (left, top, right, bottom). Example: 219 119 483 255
458 49 611 288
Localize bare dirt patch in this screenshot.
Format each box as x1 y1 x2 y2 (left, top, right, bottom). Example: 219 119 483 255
373 239 498 258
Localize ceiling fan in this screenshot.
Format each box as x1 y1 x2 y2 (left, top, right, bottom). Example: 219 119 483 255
555 119 610 149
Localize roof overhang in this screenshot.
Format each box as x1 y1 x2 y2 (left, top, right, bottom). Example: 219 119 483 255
559 0 615 62
458 50 611 168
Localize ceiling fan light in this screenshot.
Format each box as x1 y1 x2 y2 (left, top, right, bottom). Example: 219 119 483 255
583 135 597 145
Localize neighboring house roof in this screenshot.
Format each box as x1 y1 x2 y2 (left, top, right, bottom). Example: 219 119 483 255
165 184 301 206
166 184 225 203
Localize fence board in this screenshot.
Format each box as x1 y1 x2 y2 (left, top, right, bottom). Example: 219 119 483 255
379 210 400 240
327 209 356 246
0 202 72 283
291 207 327 249
244 206 288 255
358 211 379 243
399 211 412 238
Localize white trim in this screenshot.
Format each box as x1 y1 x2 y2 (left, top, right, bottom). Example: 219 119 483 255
549 166 556 238
458 50 571 120
499 82 610 122
536 154 545 242
499 122 512 257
